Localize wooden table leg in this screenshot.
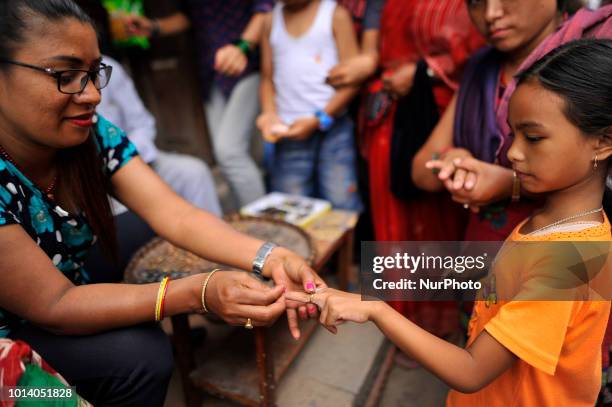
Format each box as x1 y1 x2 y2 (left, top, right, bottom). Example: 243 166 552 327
171 314 202 407
255 327 275 406
337 230 355 291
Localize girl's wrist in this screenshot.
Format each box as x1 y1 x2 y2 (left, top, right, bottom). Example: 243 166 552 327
368 301 388 323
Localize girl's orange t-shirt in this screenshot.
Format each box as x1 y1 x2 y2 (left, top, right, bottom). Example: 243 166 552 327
447 215 612 407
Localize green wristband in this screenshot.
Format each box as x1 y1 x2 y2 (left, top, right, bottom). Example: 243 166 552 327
233 39 251 56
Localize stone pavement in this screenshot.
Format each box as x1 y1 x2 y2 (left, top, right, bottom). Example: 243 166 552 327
163 317 449 407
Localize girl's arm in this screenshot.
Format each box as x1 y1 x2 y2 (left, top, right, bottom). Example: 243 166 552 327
256 13 284 141
326 0 383 88
326 28 379 88
371 301 516 393
240 12 269 46
287 289 517 393
258 13 277 118
125 12 191 38
323 5 360 116
215 11 270 77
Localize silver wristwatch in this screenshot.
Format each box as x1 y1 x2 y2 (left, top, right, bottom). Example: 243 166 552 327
252 242 277 278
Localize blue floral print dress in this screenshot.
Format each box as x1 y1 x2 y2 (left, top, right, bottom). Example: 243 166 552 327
0 115 138 337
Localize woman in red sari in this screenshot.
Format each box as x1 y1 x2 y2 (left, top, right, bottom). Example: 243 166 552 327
359 0 482 336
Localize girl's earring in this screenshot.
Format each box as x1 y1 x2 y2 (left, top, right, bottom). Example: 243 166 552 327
594 153 599 170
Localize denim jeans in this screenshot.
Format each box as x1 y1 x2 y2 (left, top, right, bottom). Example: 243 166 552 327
270 115 363 212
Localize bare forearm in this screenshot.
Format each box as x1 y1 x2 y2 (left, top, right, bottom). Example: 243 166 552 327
260 77 277 114
324 86 359 117
42 275 203 335
161 205 262 273
241 12 268 45
372 302 493 393
361 29 379 60
157 12 191 36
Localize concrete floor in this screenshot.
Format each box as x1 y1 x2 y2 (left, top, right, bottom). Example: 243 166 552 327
162 321 450 407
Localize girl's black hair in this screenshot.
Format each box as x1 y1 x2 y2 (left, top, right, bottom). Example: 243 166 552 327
0 0 118 260
516 38 612 217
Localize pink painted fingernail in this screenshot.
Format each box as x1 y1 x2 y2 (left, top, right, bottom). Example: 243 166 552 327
308 305 316 313
306 282 315 291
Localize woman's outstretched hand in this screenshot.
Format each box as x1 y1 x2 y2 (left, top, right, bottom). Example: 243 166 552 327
264 247 328 339
285 288 375 334
203 271 286 327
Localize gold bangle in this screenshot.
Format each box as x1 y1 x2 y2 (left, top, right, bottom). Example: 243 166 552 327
155 276 170 322
200 269 220 314
512 170 521 202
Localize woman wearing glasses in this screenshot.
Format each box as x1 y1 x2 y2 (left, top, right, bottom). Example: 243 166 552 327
0 1 324 406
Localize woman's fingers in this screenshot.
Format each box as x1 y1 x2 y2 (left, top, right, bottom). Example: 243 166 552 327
286 308 300 339
464 171 478 190
306 303 318 318
237 283 286 306
298 304 309 320
452 168 468 190
453 156 480 172
285 290 312 303
232 297 286 326
287 290 330 309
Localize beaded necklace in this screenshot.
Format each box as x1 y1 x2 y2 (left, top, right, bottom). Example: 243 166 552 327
521 207 604 238
0 144 57 200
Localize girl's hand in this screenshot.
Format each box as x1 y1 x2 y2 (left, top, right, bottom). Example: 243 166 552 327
203 271 286 327
382 63 417 99
285 288 375 334
214 44 248 77
326 53 378 88
281 117 319 141
256 112 285 143
425 148 474 189
448 158 515 209
264 247 328 339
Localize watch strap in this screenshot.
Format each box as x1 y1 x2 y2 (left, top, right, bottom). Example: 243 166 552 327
252 242 277 277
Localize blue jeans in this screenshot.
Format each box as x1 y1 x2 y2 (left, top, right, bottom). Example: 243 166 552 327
270 116 363 212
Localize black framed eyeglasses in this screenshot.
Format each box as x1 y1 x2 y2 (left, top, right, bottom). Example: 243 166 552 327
0 59 112 94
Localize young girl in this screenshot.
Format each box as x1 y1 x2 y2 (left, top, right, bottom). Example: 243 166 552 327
288 39 612 405
257 0 363 211
413 1 611 241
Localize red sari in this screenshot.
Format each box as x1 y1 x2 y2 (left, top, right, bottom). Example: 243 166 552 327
361 0 483 336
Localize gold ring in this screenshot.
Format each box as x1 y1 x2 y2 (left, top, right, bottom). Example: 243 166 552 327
245 318 253 329
309 293 315 303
